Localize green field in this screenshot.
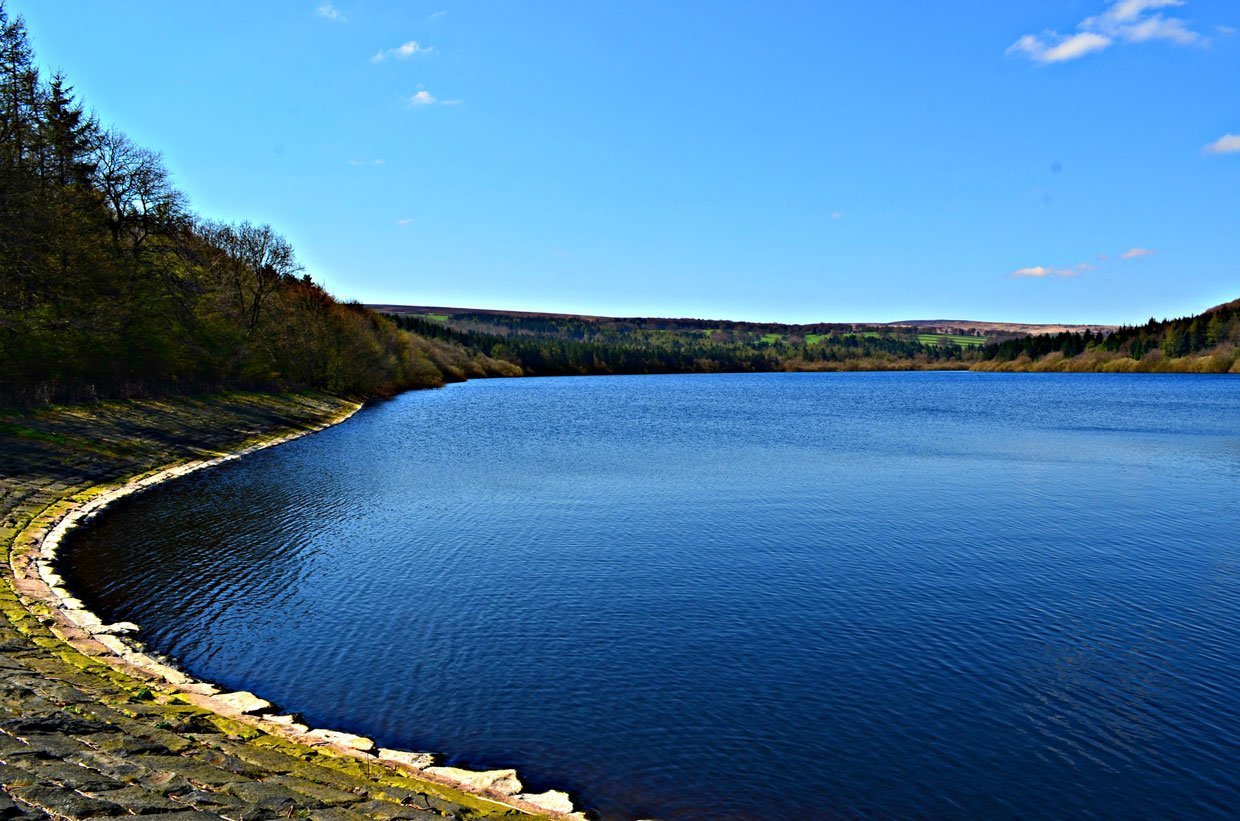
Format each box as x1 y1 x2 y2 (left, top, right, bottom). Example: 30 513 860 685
780 331 881 345
917 333 985 348
419 313 450 322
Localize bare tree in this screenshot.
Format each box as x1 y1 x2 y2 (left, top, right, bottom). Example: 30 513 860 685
199 220 301 334
92 128 185 255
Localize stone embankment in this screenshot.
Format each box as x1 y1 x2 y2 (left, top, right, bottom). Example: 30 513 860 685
1 393 585 821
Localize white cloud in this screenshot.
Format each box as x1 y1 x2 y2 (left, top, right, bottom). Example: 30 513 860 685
1010 265 1077 278
397 218 413 226
1008 0 1203 64
830 211 844 220
1203 133 1240 155
1008 32 1112 63
1104 0 1184 24
1120 247 1156 259
371 40 433 62
1011 266 1051 277
1083 0 1201 43
348 159 384 166
406 90 460 107
1044 32 1114 61
315 2 345 22
1088 11 1200 44
428 11 447 23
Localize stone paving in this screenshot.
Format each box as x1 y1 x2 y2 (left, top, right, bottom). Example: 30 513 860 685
0 394 564 821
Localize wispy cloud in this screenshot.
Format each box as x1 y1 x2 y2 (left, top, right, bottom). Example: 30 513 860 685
1008 32 1111 63
397 218 413 226
830 211 845 220
1203 133 1240 155
371 40 433 62
1010 266 1078 278
428 10 447 23
348 159 384 167
1013 246 1159 278
315 2 345 22
406 90 460 107
1007 0 1204 64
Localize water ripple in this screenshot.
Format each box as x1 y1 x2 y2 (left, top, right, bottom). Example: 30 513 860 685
64 372 1240 819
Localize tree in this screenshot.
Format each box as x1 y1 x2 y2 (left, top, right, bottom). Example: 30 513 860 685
199 220 301 336
1163 326 1188 357
0 6 37 168
92 128 186 256
0 5 41 316
38 74 97 187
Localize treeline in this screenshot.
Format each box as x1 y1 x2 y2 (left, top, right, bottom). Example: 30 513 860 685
975 300 1240 374
397 299 1240 380
394 314 778 374
431 309 982 348
0 5 515 406
392 314 976 376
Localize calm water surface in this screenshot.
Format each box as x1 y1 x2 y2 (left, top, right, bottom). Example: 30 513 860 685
66 373 1240 819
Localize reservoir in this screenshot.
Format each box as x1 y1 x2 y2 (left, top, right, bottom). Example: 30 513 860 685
64 372 1240 819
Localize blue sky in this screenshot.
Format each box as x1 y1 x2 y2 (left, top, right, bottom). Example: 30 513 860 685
15 0 1240 324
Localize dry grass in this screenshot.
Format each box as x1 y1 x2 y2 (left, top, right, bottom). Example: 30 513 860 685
969 345 1239 374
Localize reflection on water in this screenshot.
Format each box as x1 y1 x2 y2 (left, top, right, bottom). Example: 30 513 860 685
66 372 1240 819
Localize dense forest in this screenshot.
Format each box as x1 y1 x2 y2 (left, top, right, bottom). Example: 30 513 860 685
388 311 981 376
0 5 516 406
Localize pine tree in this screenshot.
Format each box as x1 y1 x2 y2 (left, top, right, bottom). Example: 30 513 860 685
0 5 42 315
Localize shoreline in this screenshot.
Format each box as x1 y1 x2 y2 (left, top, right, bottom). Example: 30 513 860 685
1 391 586 820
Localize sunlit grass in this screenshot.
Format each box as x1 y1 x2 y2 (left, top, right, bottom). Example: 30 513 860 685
917 333 985 348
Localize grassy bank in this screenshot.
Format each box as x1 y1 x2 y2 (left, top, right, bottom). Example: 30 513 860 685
969 348 1240 374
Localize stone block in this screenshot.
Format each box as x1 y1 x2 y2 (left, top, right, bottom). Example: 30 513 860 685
516 789 577 815
345 801 438 820
376 750 435 770
4 784 127 819
424 766 522 797
264 775 361 807
211 693 270 717
80 785 184 815
303 730 374 753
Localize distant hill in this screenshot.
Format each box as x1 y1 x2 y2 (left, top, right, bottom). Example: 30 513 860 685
375 305 992 377
1206 298 1240 314
882 319 1117 336
375 301 1239 376
371 305 1116 339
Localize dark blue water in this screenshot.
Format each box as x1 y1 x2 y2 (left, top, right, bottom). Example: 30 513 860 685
66 373 1240 819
